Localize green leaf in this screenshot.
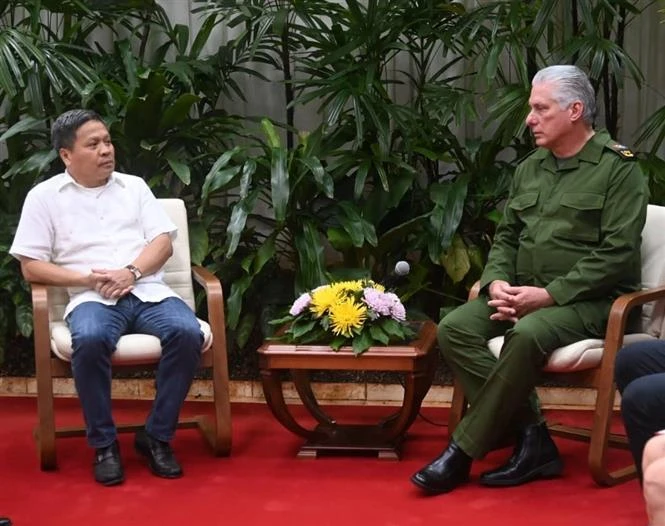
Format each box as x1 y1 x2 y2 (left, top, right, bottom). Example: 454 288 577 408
270 146 289 223
235 311 256 350
291 319 318 339
441 235 471 283
188 222 209 266
379 318 405 338
326 227 353 251
159 93 199 132
253 235 275 274
369 324 390 345
15 303 33 338
165 155 191 185
0 116 46 142
261 118 281 148
352 331 373 355
429 177 469 253
226 275 252 329
330 336 348 351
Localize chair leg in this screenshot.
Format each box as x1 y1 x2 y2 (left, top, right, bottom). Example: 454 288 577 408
588 384 637 486
35 367 57 471
448 377 467 436
199 344 232 457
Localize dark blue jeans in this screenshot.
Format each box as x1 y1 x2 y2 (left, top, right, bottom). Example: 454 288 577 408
615 339 665 480
66 294 203 448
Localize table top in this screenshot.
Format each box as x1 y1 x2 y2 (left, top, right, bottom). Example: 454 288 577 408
257 320 437 372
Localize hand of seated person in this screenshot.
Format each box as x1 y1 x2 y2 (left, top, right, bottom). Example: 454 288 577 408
90 268 135 299
487 280 519 323
488 281 554 322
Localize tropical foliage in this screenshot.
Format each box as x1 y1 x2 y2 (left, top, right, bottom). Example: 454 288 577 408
1 0 664 369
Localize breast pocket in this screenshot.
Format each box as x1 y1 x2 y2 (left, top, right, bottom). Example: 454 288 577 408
508 192 539 232
557 192 605 243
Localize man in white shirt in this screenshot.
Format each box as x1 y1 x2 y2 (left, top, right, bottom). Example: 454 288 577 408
10 109 203 486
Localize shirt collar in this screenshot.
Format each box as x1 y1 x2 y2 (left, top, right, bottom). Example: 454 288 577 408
56 170 124 191
530 129 610 172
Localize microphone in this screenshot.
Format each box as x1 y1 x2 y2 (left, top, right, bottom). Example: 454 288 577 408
384 260 410 290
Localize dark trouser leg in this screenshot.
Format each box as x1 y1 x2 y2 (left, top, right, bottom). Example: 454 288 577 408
445 301 603 459
615 340 665 479
132 297 203 442
67 301 130 448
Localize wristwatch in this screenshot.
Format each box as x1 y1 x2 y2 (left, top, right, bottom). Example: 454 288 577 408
125 264 143 281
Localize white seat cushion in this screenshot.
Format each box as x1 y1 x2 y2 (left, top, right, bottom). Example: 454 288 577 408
487 333 657 373
50 319 212 365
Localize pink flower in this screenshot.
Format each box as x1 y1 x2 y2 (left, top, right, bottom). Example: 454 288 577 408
363 288 392 316
289 293 312 316
390 301 406 321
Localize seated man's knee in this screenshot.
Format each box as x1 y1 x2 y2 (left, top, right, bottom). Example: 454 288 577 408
501 324 547 367
162 318 203 355
437 310 467 361
71 326 115 364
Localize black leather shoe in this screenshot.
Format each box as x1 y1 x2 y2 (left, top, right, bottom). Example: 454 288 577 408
410 440 472 494
480 422 563 487
94 441 124 486
134 430 183 478
0 517 12 526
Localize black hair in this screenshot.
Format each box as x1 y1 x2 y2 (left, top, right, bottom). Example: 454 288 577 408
51 109 105 151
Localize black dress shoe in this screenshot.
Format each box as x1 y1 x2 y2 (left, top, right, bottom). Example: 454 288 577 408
135 430 183 478
410 440 472 494
94 441 124 486
0 517 12 526
480 422 563 487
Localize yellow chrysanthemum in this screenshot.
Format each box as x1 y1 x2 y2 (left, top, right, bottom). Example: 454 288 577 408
329 298 367 337
371 282 385 292
331 280 364 295
310 285 342 318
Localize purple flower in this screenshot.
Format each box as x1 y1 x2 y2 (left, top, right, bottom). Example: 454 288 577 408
390 301 406 321
290 292 312 316
363 287 392 316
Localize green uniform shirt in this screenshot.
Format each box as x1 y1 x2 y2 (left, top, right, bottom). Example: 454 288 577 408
479 129 648 306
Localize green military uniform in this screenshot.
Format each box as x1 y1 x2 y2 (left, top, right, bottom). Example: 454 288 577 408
441 129 649 459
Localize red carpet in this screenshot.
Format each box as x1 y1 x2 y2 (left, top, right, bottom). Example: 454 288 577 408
0 397 646 526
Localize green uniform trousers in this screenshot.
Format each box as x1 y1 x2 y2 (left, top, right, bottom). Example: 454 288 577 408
440 295 610 459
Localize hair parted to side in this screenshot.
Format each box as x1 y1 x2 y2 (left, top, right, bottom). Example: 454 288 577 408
532 65 596 125
51 109 105 151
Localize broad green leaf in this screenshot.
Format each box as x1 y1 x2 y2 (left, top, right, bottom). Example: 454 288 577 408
261 118 281 148
226 275 252 329
352 330 373 355
188 222 209 266
0 116 46 142
165 156 191 185
270 146 289 223
441 235 471 283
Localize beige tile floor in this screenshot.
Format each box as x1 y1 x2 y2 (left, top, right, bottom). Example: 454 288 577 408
0 375 614 410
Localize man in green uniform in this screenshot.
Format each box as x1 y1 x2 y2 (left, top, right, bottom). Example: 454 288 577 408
411 65 649 494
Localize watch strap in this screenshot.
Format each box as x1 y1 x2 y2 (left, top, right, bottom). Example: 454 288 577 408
125 264 142 281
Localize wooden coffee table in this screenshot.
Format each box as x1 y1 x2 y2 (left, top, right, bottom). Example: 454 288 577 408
257 320 438 459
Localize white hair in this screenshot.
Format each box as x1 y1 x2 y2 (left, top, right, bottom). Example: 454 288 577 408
532 65 596 125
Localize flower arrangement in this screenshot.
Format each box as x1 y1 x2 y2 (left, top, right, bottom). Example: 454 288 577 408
271 279 416 355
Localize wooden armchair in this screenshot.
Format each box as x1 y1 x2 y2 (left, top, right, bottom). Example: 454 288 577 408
448 204 665 486
31 198 232 470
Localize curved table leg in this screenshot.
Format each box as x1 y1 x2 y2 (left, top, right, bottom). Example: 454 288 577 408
379 351 437 430
260 369 322 440
291 370 336 426
260 346 437 460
